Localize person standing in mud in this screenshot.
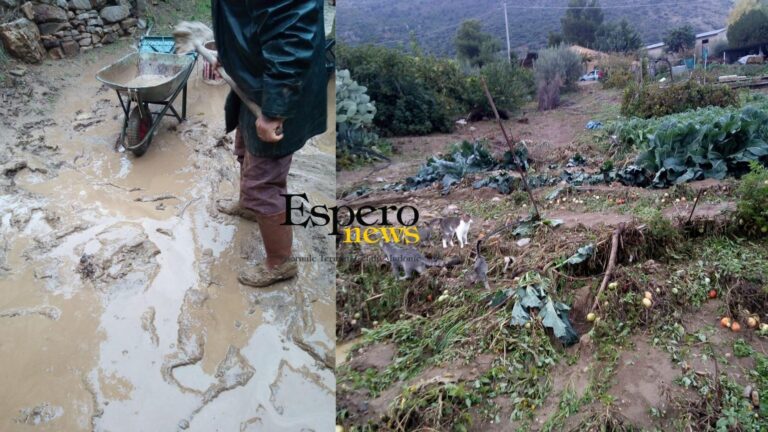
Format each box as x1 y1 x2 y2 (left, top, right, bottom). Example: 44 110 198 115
211 0 327 287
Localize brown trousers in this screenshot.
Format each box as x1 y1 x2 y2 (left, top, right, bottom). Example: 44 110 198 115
233 128 293 216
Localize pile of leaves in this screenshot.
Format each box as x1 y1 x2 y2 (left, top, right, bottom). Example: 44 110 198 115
488 272 579 346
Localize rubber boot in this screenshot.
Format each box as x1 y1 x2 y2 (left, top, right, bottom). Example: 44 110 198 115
217 129 258 222
216 199 259 222
238 212 298 287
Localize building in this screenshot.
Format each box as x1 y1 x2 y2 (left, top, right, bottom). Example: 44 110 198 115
643 27 728 59
644 42 666 59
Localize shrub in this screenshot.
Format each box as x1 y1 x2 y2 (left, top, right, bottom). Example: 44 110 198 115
534 45 583 110
727 6 768 49
737 161 768 235
707 62 768 78
337 44 455 136
621 80 738 118
635 207 680 242
454 19 501 68
599 55 637 89
338 43 535 136
595 19 642 53
464 62 534 119
710 40 729 61
537 75 563 111
411 56 472 118
535 45 583 90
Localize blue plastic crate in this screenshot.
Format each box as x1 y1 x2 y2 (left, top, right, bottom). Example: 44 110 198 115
140 36 175 54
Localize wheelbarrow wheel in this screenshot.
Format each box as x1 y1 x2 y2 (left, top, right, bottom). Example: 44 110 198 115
126 106 152 157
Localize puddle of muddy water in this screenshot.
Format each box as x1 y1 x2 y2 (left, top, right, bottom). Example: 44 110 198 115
1 46 336 431
336 337 363 368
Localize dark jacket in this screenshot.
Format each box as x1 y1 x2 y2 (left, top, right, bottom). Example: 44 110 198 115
212 0 328 158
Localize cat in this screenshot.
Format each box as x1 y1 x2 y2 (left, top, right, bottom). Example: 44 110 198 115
468 239 490 289
417 219 440 246
439 214 472 249
380 242 460 280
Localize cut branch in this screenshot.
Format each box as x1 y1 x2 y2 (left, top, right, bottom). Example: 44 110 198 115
686 189 705 225
591 223 624 313
481 77 541 220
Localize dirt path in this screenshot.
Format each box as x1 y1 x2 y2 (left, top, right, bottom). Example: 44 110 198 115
0 46 335 431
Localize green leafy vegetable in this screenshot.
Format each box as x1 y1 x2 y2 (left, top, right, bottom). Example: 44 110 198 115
508 272 579 346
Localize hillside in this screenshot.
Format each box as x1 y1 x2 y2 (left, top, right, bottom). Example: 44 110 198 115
338 0 735 55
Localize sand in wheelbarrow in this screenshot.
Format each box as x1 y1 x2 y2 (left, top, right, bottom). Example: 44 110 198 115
124 74 171 88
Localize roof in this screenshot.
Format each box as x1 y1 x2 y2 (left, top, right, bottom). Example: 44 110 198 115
643 27 727 51
644 42 665 50
696 28 726 38
569 45 608 58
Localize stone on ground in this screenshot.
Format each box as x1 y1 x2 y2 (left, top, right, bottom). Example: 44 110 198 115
0 18 46 63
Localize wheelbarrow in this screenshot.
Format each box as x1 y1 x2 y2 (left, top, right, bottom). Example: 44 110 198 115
96 45 197 156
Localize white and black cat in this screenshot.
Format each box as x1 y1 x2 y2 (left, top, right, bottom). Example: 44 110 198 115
439 214 472 249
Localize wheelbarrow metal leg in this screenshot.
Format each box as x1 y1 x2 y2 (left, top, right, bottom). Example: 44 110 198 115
117 91 130 116
182 83 187 120
167 104 182 122
118 96 133 147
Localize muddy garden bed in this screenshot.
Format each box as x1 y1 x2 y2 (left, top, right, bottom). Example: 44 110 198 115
336 85 768 432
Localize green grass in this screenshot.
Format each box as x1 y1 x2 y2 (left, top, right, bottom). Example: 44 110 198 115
462 195 521 221
338 213 768 431
143 0 212 31
337 284 563 429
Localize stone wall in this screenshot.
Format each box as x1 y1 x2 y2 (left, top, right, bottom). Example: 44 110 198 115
0 0 139 62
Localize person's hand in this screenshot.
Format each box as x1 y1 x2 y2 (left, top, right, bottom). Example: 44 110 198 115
256 115 284 142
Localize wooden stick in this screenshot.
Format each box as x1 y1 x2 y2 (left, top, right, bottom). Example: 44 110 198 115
686 189 705 225
480 77 541 220
591 223 624 313
191 42 265 121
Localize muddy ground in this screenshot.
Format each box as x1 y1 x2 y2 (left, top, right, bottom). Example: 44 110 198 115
1 42 335 431
336 84 768 431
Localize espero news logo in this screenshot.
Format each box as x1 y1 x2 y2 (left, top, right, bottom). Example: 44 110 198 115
282 194 421 244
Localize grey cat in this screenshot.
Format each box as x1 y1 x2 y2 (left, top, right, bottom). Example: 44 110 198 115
417 219 440 245
470 239 490 289
380 242 460 280
439 214 472 249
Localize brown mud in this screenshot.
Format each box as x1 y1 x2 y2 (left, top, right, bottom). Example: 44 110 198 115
1 43 335 431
